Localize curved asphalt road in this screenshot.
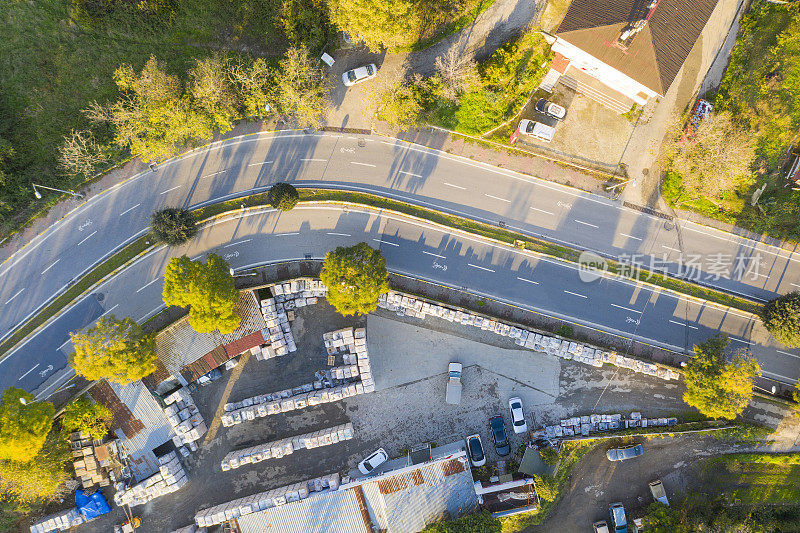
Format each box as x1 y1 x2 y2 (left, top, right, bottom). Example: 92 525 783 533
2 131 799 394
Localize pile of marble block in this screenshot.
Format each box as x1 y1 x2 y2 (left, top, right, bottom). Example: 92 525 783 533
377 291 680 382
221 423 353 471
163 387 207 451
113 451 188 507
171 526 207 533
29 508 84 533
542 412 679 439
258 297 296 357
194 473 340 527
324 327 374 392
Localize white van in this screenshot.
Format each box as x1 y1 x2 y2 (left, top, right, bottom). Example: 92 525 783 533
518 119 556 143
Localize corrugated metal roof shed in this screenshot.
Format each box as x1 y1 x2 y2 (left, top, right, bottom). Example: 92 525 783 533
109 380 173 481
218 291 266 345
236 488 367 533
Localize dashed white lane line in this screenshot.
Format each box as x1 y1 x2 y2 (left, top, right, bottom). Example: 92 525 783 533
575 220 599 228
422 251 446 258
276 232 300 236
159 185 181 195
611 303 641 314
468 263 495 272
41 259 60 275
57 338 72 350
443 182 466 190
485 194 511 203
397 170 423 178
530 207 555 215
119 203 141 217
731 338 755 346
326 232 351 237
373 239 399 247
135 277 160 293
224 239 252 248
18 364 39 381
669 319 699 329
791 282 800 288
201 169 228 178
77 230 97 246
619 233 642 241
350 161 377 168
563 290 587 298
516 277 539 285
662 245 681 253
300 158 326 162
776 350 800 359
5 288 24 304
101 304 119 317
248 161 273 167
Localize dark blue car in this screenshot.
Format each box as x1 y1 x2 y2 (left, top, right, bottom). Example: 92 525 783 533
489 416 510 456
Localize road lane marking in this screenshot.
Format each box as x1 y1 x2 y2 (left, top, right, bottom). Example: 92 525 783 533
443 182 466 190
468 263 495 272
619 233 642 241
776 350 800 359
372 239 399 247
422 251 446 258
563 290 587 298
77 230 97 246
135 277 160 293
57 338 73 350
611 303 641 314
276 232 300 236
530 207 555 215
138 306 163 323
397 170 423 178
792 283 800 288
300 158 326 162
5 289 24 304
516 277 539 285
101 304 119 317
575 220 599 228
159 185 181 195
485 194 511 203
41 259 60 275
761 369 797 383
350 161 376 168
326 232 351 236
119 203 141 216
731 338 755 346
662 245 681 253
224 239 252 248
18 364 39 381
201 170 228 178
248 161 273 167
668 320 699 329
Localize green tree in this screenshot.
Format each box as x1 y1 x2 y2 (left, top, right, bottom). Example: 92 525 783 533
0 432 70 505
268 183 300 211
70 316 157 384
328 0 422 49
320 242 389 316
533 474 558 502
61 395 113 439
0 388 54 463
163 254 241 333
278 0 332 51
229 58 275 119
273 46 330 127
376 80 423 128
761 291 800 347
189 54 238 131
683 335 760 420
641 502 684 533
151 207 198 246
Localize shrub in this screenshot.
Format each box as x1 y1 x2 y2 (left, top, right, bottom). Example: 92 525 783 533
268 183 300 211
151 207 198 246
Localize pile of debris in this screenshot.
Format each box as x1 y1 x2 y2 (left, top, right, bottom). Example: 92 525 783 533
29 508 85 533
194 473 340 527
162 387 207 453
70 432 114 490
171 526 207 533
377 291 680 381
221 423 353 471
540 412 678 438
113 451 188 507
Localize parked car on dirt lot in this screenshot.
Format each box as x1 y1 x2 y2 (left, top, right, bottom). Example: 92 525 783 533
535 98 567 119
508 397 527 434
489 416 510 456
593 520 610 533
197 368 222 386
342 64 377 86
606 443 644 462
446 362 462 405
466 434 486 467
358 448 388 475
518 119 556 143
649 479 669 506
609 502 627 533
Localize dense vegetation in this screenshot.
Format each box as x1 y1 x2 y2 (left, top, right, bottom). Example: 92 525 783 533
761 291 800 347
320 243 389 315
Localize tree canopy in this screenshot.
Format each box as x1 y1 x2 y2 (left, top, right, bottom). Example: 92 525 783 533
70 316 157 384
683 335 760 420
0 431 71 505
273 46 330 127
268 183 300 211
0 388 54 463
761 291 800 347
162 254 241 333
151 207 198 246
61 395 113 440
328 0 422 49
320 243 389 316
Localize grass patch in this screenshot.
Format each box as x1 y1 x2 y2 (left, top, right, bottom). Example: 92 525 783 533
702 452 800 505
394 0 499 53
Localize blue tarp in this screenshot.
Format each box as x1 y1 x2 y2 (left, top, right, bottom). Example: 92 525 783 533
76 489 112 520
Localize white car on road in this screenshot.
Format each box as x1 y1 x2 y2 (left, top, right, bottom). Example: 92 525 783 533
508 397 527 434
358 448 388 475
343 64 378 86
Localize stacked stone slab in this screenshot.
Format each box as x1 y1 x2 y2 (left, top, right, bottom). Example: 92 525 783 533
220 423 353 471
171 526 207 533
377 291 680 382
324 327 374 392
256 279 327 359
542 411 678 438
163 387 207 452
194 473 340 527
29 508 84 533
113 451 188 507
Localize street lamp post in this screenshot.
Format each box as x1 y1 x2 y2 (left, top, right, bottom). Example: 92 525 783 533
605 178 637 192
19 397 37 406
229 268 259 278
32 183 85 200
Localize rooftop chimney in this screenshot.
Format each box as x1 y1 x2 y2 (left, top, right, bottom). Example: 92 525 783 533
616 0 660 49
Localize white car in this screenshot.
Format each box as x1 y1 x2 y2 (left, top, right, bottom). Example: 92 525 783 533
342 64 378 87
358 448 388 475
535 98 567 119
518 119 556 143
508 397 527 434
465 434 486 467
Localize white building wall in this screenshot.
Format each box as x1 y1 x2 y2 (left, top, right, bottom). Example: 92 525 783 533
552 38 660 104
